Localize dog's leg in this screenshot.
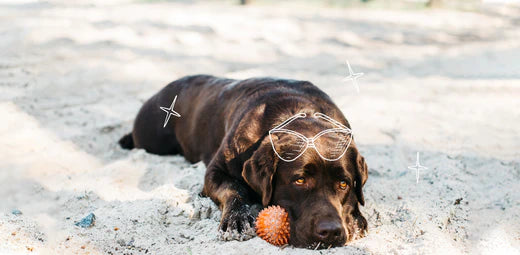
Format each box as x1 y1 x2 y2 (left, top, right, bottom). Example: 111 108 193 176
202 155 260 240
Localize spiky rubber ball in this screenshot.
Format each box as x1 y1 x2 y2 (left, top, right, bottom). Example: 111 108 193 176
255 205 290 246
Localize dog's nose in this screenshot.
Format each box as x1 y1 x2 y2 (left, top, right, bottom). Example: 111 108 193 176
314 220 344 244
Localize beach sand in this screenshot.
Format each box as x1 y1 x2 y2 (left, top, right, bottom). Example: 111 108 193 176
1 1 519 254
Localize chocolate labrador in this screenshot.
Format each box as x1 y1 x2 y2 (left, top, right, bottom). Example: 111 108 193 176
119 75 368 248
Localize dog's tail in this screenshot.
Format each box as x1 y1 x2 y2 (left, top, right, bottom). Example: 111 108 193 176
118 133 134 150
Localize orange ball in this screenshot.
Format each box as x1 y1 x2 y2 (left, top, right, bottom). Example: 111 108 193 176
255 205 290 246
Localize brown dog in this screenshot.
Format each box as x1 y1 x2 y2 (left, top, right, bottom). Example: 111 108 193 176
119 75 368 248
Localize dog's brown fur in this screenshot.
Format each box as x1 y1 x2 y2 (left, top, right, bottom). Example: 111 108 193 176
119 75 368 248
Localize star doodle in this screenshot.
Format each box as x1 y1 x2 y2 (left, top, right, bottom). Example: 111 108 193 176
342 60 364 93
408 152 428 183
159 95 181 128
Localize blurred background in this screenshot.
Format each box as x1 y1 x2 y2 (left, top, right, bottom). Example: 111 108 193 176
1 0 519 254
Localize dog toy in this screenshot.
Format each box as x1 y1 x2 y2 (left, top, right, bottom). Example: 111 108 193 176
255 205 290 246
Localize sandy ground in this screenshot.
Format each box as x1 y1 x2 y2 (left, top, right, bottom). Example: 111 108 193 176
1 0 520 254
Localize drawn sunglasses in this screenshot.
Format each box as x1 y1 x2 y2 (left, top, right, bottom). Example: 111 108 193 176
268 112 353 162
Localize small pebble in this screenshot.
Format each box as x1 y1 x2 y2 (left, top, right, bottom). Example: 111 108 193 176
75 213 96 228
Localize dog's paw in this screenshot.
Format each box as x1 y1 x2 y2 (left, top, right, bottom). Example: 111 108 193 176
352 215 368 240
218 202 259 241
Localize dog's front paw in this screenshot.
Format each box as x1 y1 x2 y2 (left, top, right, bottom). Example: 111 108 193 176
219 201 260 241
352 214 368 240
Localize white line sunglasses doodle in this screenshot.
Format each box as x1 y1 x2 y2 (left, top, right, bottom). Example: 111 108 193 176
269 112 353 162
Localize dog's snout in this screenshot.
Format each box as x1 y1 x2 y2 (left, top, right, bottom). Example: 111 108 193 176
314 220 345 244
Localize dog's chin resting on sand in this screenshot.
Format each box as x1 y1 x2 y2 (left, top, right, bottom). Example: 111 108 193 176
119 75 368 248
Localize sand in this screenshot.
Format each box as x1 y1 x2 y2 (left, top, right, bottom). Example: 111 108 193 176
1 0 519 254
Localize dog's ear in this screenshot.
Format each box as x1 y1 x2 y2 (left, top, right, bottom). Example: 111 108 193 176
353 148 368 206
242 138 279 206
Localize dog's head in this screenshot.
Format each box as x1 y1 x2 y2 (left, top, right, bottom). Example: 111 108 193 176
242 113 368 248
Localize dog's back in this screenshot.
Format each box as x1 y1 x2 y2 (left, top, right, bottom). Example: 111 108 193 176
119 74 345 163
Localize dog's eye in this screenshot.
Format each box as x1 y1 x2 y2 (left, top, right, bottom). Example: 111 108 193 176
339 180 348 190
294 177 305 185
